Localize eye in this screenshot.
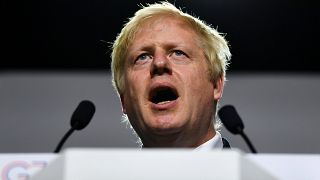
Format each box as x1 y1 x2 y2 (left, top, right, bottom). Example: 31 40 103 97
135 53 152 63
171 50 187 57
174 50 184 56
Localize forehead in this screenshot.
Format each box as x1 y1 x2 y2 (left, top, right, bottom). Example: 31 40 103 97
129 15 201 48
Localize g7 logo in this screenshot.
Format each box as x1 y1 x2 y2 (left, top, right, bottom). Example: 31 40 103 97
1 160 47 180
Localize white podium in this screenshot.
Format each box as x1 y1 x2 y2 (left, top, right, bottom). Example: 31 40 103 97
31 148 277 180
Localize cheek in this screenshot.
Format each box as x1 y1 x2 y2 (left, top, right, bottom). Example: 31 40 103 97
184 68 214 99
187 66 211 86
122 76 141 116
125 71 148 98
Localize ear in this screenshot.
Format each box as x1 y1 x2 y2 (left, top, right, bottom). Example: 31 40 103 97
120 94 127 114
213 76 224 100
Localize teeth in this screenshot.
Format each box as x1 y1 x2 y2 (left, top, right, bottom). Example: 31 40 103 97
157 101 171 105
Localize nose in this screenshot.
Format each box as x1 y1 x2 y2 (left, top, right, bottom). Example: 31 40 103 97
150 51 172 77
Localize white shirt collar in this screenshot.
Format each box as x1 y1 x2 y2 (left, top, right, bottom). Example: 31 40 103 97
194 131 223 151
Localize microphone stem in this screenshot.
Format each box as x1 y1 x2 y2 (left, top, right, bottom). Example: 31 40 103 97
239 131 257 154
54 127 76 153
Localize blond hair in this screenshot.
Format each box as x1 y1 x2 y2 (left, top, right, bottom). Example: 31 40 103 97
111 1 231 96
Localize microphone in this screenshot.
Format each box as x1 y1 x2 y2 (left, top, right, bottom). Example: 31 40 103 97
218 105 257 153
54 100 95 153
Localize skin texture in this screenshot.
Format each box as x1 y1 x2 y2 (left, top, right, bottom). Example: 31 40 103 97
121 15 224 147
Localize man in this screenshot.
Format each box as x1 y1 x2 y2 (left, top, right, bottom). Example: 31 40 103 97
111 2 231 149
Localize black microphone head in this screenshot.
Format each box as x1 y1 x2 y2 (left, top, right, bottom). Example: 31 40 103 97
218 105 244 134
70 100 95 130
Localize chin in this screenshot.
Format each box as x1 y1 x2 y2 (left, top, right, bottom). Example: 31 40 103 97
145 116 186 135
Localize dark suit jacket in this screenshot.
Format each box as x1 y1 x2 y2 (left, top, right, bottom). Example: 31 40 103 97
222 138 231 149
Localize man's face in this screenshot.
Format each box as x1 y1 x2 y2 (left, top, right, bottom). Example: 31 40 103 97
121 16 223 147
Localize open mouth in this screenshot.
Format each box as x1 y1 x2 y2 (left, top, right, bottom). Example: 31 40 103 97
149 86 179 105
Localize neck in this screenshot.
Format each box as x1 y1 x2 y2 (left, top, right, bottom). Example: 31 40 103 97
141 127 216 148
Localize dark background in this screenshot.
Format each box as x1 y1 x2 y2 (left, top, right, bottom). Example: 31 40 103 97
2 0 319 72
1 0 320 154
